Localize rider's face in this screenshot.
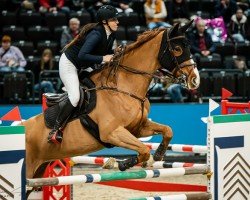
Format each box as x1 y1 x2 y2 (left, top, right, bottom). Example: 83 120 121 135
107 18 119 31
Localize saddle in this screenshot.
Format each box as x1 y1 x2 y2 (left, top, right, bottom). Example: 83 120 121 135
43 78 114 148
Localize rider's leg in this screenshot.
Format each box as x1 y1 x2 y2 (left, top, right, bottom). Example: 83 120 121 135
48 53 80 144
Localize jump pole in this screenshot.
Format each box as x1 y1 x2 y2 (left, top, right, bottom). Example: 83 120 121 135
27 166 209 187
70 156 206 169
129 192 212 200
144 143 207 153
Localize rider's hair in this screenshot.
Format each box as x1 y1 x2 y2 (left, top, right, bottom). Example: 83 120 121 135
62 23 99 52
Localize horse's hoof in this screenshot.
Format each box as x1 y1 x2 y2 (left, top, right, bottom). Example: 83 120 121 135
118 162 127 171
153 153 163 161
141 162 148 168
142 154 154 168
102 157 117 169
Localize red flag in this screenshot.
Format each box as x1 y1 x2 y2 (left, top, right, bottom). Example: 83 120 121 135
222 88 233 100
0 106 22 121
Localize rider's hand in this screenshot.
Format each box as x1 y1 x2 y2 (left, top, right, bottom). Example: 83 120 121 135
103 54 114 63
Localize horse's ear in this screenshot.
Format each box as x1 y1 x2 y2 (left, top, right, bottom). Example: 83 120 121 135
170 23 180 37
179 19 194 33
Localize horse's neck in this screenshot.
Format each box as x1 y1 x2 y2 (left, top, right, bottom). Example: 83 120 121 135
91 32 163 98
116 35 162 98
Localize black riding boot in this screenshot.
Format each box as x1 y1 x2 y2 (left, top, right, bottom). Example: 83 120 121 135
47 99 75 144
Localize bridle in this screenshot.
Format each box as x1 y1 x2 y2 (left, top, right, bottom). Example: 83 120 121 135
158 30 197 88
116 30 197 89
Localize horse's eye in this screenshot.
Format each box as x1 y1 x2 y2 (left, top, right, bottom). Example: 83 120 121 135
174 46 182 52
173 45 183 56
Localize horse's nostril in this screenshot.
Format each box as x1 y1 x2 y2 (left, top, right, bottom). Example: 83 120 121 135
191 77 197 86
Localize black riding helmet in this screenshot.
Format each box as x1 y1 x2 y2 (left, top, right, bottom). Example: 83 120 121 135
96 5 119 22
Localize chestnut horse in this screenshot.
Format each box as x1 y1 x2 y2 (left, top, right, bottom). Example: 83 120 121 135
24 22 200 181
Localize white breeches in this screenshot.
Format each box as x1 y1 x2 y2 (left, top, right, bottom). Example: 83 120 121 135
59 53 80 107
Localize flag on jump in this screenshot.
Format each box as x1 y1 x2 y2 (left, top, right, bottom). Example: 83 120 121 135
222 88 233 100
0 106 22 121
209 99 220 116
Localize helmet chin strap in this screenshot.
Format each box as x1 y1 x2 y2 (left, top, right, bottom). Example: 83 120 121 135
104 20 114 32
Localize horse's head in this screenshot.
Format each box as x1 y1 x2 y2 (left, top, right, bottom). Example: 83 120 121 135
158 20 200 90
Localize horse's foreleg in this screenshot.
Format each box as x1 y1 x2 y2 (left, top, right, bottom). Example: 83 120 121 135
138 119 173 161
101 126 150 171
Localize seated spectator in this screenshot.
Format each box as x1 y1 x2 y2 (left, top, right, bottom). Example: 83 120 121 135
13 0 35 11
236 0 249 13
39 0 70 14
189 19 220 69
228 8 248 42
109 0 134 14
33 49 56 94
168 0 190 25
167 83 187 103
144 0 171 30
61 18 80 49
0 35 27 72
71 0 85 11
215 0 237 26
148 78 165 96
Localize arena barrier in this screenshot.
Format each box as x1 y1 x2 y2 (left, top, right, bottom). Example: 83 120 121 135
70 156 206 169
207 114 250 200
0 126 25 200
129 192 212 200
26 166 209 187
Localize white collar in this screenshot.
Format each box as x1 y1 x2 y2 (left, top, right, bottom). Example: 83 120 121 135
105 28 112 39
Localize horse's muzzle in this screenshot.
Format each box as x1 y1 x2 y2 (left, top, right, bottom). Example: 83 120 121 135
188 68 200 90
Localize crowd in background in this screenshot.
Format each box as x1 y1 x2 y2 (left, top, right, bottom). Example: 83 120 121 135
0 0 250 103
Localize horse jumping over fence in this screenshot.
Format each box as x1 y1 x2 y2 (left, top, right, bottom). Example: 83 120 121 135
24 21 200 185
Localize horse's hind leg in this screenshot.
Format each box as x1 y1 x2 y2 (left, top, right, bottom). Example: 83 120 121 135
101 126 150 171
138 119 173 161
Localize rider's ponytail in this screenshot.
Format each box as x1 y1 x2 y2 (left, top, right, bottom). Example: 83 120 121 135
62 23 99 52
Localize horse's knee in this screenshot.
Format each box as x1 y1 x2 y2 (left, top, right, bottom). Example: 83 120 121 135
138 146 151 162
164 126 173 140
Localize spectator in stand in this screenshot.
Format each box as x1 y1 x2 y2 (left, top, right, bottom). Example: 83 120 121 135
61 18 80 49
189 19 220 69
39 0 70 14
33 49 56 94
228 8 249 42
108 0 134 14
144 0 171 30
166 83 187 103
82 0 134 21
168 0 190 25
12 0 36 11
0 35 27 72
215 0 237 26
